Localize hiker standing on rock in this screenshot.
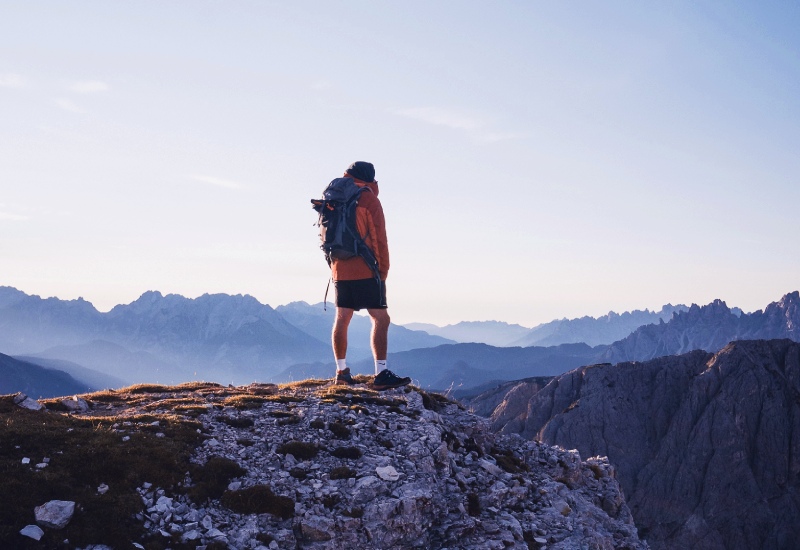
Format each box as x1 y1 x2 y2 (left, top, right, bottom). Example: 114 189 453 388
313 161 411 390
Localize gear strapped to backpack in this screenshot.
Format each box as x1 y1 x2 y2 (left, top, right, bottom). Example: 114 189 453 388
311 177 381 306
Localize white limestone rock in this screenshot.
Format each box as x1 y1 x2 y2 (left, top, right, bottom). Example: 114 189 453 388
34 500 76 529
19 524 44 540
14 393 43 411
375 465 400 481
62 396 90 412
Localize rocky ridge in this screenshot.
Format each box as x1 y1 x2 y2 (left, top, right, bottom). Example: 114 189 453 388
6 381 646 549
483 339 800 550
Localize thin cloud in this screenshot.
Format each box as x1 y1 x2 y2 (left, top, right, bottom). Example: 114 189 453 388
190 175 248 190
395 106 525 143
395 107 483 131
0 212 29 221
0 73 26 88
69 80 110 93
311 80 333 91
479 131 528 143
55 98 87 114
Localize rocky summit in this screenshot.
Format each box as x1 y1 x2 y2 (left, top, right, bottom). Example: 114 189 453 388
2 380 646 549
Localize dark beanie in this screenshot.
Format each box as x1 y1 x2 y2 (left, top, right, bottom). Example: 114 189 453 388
345 161 375 183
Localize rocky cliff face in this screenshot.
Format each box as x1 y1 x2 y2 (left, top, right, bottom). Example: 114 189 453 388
4 381 646 549
487 339 800 550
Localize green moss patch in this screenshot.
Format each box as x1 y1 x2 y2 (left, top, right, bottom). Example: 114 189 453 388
328 421 351 439
329 466 357 480
0 404 201 548
276 441 319 460
221 486 294 519
187 456 246 503
330 446 362 460
221 415 254 428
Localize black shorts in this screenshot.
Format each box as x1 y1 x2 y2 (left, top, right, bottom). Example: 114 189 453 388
334 278 387 310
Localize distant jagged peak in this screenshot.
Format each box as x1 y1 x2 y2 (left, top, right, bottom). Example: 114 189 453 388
679 298 733 318
773 290 800 311
0 286 99 313
113 290 275 315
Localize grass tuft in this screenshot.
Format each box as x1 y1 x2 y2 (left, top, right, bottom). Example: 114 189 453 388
328 421 351 439
221 415 254 428
329 466 357 480
187 456 246 502
221 485 294 519
330 446 362 460
223 395 270 410
492 448 529 474
276 441 319 461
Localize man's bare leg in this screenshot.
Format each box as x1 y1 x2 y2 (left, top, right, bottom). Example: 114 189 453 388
367 308 390 374
332 307 355 361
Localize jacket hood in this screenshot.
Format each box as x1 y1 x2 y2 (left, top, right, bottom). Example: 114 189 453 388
356 180 379 197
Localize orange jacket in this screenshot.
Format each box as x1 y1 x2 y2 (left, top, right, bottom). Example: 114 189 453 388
331 180 390 281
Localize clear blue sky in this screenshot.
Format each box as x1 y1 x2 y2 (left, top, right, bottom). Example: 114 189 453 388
2 1 798 326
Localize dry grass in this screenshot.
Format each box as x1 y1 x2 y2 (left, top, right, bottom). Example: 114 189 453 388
222 395 270 410
278 378 329 390
316 385 403 407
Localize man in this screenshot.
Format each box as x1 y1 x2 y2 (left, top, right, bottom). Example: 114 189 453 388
331 161 411 391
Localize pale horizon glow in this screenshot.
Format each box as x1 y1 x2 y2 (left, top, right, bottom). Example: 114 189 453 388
1 1 799 327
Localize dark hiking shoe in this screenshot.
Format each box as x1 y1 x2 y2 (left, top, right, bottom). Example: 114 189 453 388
334 368 356 386
372 369 411 391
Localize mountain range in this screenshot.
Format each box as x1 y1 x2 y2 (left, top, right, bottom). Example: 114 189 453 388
405 303 693 347
0 288 450 387
2 286 798 396
390 291 800 392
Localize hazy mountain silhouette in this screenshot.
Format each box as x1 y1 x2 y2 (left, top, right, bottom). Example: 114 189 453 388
0 352 94 398
3 287 798 391
403 304 694 348
403 320 531 346
0 287 453 386
13 355 125 390
511 304 691 347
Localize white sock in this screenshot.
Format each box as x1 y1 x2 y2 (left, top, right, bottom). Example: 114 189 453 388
375 359 387 375
336 358 347 372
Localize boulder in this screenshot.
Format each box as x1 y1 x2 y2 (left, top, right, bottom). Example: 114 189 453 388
34 500 76 529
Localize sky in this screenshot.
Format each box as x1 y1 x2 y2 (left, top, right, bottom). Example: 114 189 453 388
1 1 799 327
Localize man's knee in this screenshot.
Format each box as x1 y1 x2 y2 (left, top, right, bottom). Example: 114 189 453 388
334 308 355 328
369 309 390 329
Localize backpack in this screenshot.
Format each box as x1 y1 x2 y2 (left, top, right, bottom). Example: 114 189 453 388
311 177 380 280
